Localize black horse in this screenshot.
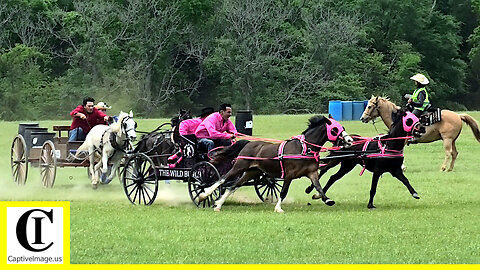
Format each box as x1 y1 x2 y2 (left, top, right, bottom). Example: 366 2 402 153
306 109 421 209
134 109 192 166
198 115 354 212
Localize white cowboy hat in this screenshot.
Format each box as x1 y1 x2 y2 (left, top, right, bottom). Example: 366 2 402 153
94 102 111 110
410 73 429 85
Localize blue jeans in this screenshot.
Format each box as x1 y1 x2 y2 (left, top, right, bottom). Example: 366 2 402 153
69 127 86 141
198 138 215 152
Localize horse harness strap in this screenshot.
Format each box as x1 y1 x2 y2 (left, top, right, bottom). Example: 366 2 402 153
358 136 404 176
277 135 321 178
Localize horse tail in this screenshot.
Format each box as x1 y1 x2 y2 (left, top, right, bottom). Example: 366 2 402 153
211 140 250 164
459 114 480 143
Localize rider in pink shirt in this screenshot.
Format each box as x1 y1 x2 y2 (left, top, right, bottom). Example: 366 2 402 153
195 104 237 152
179 107 214 140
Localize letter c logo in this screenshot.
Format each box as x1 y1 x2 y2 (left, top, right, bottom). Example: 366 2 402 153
16 209 54 252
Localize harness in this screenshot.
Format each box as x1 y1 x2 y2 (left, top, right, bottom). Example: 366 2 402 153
357 112 418 175
237 118 344 179
98 116 135 160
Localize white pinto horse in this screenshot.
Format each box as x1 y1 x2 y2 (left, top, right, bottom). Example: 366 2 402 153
76 111 137 189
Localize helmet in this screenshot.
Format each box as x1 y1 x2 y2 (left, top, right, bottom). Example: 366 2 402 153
410 74 429 85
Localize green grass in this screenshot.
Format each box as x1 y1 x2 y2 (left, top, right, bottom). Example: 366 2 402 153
1 113 479 263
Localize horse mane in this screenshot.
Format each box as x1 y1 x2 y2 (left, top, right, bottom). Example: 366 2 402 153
302 115 328 135
374 95 401 110
110 112 129 133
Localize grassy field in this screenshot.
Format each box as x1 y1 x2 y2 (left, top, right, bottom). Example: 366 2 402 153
1 113 479 264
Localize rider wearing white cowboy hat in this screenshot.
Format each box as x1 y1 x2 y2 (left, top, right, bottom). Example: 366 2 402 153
406 73 430 117
94 102 112 111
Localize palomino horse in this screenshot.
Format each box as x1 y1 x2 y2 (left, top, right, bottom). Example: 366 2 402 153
309 109 421 209
77 111 137 188
198 116 354 213
360 96 480 171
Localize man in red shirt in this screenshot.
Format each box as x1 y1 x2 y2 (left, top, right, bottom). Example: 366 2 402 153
69 97 109 141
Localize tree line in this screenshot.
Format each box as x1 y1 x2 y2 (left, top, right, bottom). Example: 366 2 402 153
1 0 479 120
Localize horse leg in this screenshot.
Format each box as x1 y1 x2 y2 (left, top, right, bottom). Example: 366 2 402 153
199 160 249 202
390 167 420 199
367 172 382 209
214 170 260 211
89 147 99 189
307 171 335 206
305 160 339 194
274 178 293 213
100 149 110 183
106 154 121 183
448 140 458 172
312 161 356 200
441 138 454 171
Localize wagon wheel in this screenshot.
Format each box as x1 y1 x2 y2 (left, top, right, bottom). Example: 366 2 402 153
11 135 28 185
40 140 57 188
254 174 283 203
122 153 159 205
188 161 223 208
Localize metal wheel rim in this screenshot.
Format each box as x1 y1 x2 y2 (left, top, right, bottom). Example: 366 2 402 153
122 153 159 205
254 174 282 203
188 161 222 208
40 140 57 188
11 135 28 185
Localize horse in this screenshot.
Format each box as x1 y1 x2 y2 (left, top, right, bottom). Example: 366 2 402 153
360 96 480 171
308 109 421 209
76 111 137 189
133 109 191 166
198 115 354 213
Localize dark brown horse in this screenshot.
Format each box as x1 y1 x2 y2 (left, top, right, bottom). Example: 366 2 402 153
308 109 421 209
198 115 353 213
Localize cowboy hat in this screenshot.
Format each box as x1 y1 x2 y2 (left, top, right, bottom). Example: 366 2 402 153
410 73 429 85
94 102 111 110
198 107 214 118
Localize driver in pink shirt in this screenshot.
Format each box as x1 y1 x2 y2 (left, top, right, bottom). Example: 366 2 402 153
178 107 214 142
195 103 237 152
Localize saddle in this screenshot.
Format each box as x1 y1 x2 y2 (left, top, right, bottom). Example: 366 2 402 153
418 105 441 126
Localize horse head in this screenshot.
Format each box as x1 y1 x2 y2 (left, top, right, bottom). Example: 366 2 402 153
303 116 353 148
360 95 381 123
118 110 137 142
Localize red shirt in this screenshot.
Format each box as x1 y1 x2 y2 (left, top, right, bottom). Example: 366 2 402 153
69 105 108 133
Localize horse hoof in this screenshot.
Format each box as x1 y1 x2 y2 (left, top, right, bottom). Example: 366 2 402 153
311 194 321 200
368 205 376 210
324 199 335 206
214 207 221 212
305 185 314 194
412 193 420 199
100 173 107 183
274 208 284 213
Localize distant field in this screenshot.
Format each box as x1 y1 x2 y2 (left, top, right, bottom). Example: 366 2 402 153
1 113 479 263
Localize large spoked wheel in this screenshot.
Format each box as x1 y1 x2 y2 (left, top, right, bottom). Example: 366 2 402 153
122 153 159 205
188 161 223 208
11 135 28 185
40 140 57 188
254 174 283 203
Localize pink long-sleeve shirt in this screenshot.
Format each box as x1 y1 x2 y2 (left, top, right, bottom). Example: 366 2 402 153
195 112 237 140
179 118 203 136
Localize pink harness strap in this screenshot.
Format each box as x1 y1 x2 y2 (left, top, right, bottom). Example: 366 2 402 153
237 135 321 179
